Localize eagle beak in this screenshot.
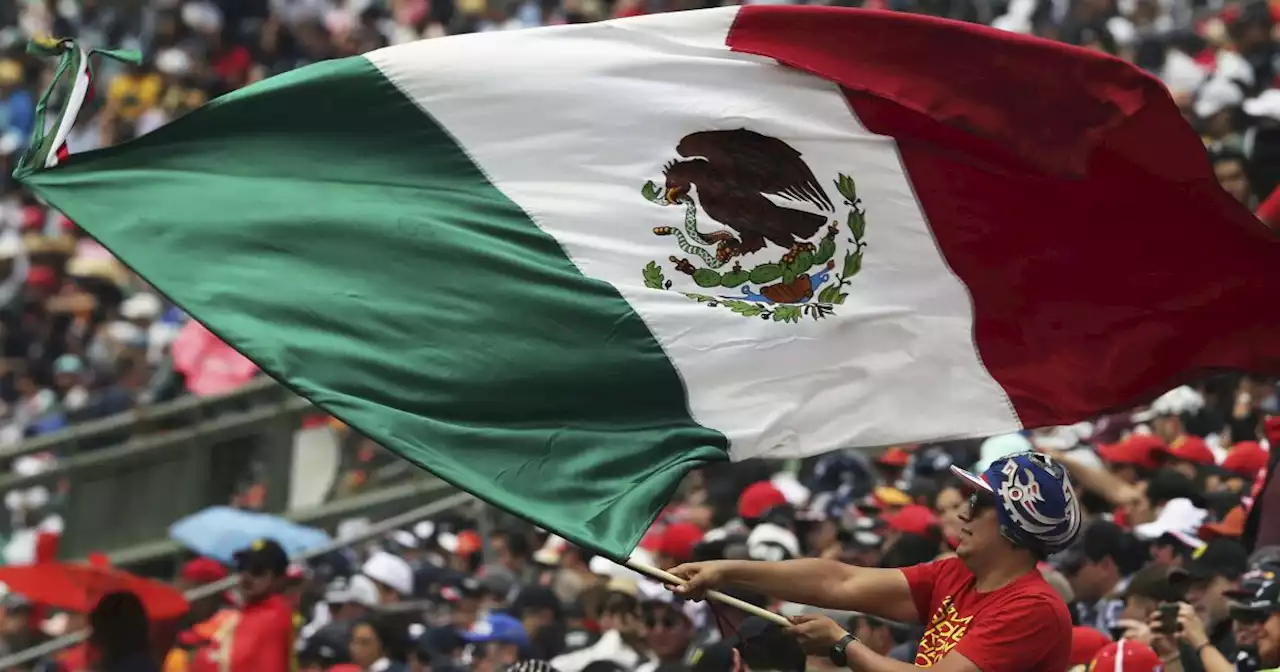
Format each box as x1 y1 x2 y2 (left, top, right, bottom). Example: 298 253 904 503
664 188 680 204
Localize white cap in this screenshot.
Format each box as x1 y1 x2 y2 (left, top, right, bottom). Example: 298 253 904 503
974 433 1032 472
1244 89 1280 120
326 574 380 607
1161 50 1209 96
1194 76 1245 119
533 535 566 565
1133 498 1207 548
388 530 418 549
1216 50 1256 87
746 522 800 561
413 521 435 540
361 551 413 596
1132 386 1206 423
155 48 193 77
770 472 810 507
120 293 162 321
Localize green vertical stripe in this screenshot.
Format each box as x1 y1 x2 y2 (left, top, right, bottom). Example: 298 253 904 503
18 55 728 559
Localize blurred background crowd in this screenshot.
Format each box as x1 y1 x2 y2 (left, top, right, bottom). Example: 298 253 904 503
0 0 1279 670
3 381 1279 672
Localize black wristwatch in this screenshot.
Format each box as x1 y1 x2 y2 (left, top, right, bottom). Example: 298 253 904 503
830 633 857 667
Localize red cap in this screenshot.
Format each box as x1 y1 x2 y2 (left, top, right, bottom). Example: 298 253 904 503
882 504 938 536
1089 640 1162 672
738 481 787 520
20 206 44 231
181 557 229 585
1265 417 1280 448
876 447 911 468
1168 435 1215 466
655 522 704 564
1097 435 1166 470
1222 441 1268 477
26 266 58 289
455 530 482 556
1070 627 1112 666
1199 505 1247 540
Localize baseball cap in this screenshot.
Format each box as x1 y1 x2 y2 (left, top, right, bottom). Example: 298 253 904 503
181 557 229 585
1222 441 1268 477
362 551 413 596
1096 435 1167 470
689 642 737 672
325 574 380 607
1069 626 1112 667
1230 577 1280 615
463 612 529 647
1199 506 1247 541
1089 640 1162 672
882 504 939 536
1167 435 1215 466
951 451 1082 555
737 482 787 520
233 538 289 575
872 486 912 508
1133 497 1206 548
876 446 911 468
1184 539 1248 581
653 522 704 564
974 434 1033 472
1226 566 1277 600
714 616 805 672
441 576 485 602
299 637 349 668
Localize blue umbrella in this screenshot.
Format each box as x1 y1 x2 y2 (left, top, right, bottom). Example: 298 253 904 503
169 506 331 564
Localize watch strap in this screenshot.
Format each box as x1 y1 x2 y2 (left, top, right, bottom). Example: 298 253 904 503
829 633 856 667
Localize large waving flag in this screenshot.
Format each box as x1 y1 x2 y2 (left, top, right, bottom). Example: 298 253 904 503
15 7 1280 559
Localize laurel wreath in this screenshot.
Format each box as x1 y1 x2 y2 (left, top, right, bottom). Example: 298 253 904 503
642 174 867 322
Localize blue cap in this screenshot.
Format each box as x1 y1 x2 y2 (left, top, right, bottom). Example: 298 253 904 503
951 451 1082 555
462 613 528 647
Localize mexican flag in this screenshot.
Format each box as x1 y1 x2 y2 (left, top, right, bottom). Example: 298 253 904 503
15 6 1280 559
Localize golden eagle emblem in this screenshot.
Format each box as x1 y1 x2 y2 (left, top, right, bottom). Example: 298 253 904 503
641 129 868 322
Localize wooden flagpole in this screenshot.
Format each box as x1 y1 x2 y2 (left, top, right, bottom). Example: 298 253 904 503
623 558 792 627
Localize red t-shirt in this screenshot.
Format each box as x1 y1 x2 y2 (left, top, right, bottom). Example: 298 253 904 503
900 556 1071 671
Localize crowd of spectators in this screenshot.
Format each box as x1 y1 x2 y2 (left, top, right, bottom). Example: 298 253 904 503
0 0 1278 670
0 377 1270 672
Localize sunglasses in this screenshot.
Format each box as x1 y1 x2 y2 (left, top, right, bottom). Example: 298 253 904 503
961 491 996 521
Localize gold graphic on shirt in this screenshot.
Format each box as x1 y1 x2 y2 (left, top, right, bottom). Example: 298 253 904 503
915 596 974 666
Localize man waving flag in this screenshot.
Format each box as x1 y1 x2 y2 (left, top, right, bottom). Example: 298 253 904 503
14 6 1280 561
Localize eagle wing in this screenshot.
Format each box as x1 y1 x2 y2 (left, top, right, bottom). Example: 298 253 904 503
676 129 834 212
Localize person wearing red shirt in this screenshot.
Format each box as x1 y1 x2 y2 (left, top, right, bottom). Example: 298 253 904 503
192 539 296 672
668 451 1082 672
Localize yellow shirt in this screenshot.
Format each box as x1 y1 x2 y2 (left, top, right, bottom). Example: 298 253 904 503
107 72 164 121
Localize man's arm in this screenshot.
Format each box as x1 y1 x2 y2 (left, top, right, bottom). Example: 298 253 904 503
675 558 920 623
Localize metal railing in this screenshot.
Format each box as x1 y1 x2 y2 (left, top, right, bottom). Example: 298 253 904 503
0 378 314 558
0 377 288 464
0 489 478 671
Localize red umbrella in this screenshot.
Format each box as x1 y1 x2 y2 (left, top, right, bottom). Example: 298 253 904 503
0 562 190 619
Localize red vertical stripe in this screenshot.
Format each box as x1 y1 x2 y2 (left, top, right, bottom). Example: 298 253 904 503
728 6 1280 427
